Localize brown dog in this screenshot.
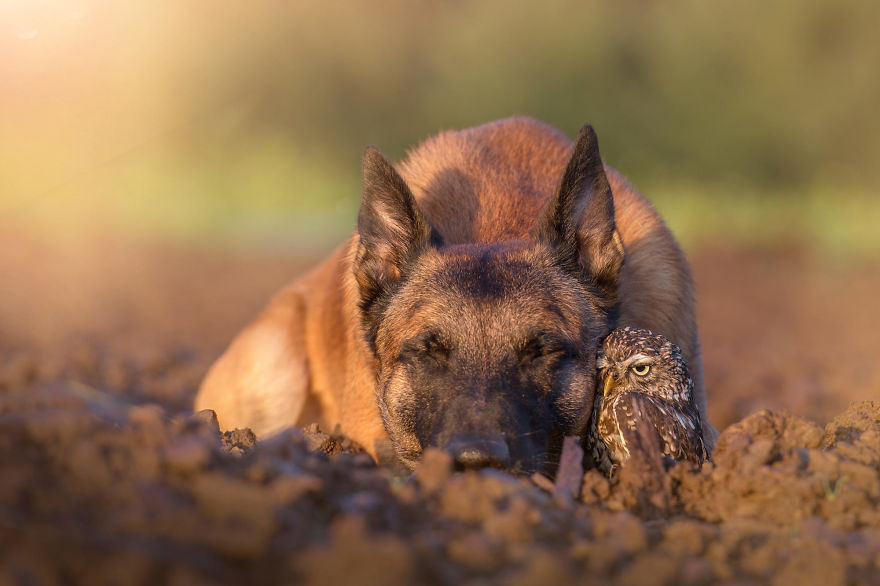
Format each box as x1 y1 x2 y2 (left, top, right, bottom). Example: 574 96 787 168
195 117 718 474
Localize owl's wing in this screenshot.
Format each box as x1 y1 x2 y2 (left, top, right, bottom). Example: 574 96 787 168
613 392 707 466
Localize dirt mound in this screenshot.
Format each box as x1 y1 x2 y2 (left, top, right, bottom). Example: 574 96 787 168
2 233 880 584
3 379 880 585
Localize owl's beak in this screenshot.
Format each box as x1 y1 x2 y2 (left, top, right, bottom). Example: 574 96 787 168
602 371 615 396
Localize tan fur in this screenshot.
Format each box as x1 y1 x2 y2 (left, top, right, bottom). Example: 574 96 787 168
195 117 718 457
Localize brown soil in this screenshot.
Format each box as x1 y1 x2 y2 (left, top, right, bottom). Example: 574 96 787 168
2 229 880 585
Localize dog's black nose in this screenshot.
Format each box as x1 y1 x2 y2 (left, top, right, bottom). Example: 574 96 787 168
445 434 511 470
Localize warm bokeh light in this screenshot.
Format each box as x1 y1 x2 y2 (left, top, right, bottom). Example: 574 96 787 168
1 0 879 253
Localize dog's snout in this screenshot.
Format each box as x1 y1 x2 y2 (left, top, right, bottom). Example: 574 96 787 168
445 434 511 470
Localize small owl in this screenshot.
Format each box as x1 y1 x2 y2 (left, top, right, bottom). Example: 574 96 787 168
587 327 709 475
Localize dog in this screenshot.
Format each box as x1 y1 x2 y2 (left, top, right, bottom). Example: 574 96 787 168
195 117 718 474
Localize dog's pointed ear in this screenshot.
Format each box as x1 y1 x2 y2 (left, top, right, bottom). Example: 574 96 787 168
533 124 624 299
354 147 440 326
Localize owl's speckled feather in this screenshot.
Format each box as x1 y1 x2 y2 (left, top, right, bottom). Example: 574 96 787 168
587 327 709 475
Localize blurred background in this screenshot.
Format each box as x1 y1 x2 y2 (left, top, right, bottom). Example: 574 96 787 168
1 0 879 427
3 0 880 253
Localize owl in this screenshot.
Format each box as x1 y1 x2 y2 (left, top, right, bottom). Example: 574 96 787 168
587 327 709 475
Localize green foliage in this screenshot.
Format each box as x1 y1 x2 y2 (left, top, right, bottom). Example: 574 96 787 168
822 475 849 501
177 0 879 188
1 0 878 253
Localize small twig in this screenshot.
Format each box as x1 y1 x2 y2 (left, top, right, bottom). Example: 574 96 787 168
554 436 584 507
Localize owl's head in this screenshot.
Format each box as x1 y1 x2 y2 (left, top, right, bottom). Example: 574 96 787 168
596 327 693 403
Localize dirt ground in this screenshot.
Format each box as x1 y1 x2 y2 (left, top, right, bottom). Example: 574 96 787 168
2 227 880 585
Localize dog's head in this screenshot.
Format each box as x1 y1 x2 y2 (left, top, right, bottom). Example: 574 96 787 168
353 126 624 474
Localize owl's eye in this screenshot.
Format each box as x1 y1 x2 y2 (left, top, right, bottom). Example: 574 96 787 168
631 364 651 376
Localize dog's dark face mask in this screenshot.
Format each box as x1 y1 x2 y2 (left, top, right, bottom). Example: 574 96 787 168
353 126 623 474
